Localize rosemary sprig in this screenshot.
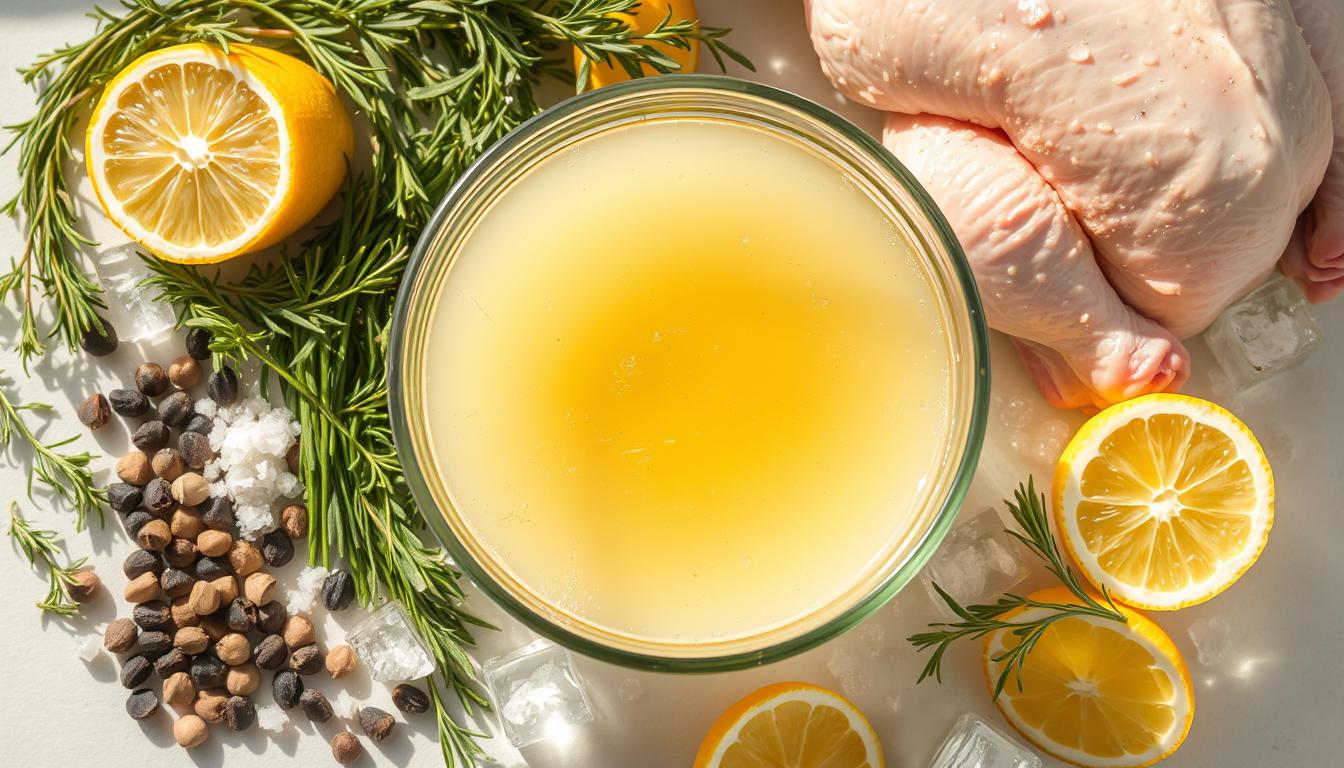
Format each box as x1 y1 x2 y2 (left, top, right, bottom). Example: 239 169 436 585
0 375 105 530
908 477 1127 699
7 502 88 616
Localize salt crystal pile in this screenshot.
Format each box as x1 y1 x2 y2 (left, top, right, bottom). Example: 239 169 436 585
346 602 436 682
331 690 360 719
202 395 302 538
254 703 289 733
286 566 330 615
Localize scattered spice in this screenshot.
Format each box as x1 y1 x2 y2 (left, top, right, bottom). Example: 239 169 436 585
109 388 150 418
168 355 203 388
194 556 231 582
124 511 154 538
154 648 191 678
255 635 288 670
206 367 239 405
184 413 212 435
331 732 362 765
164 538 198 569
66 569 100 602
131 601 172 631
326 645 357 679
79 321 118 357
216 633 252 666
262 530 294 568
211 575 239 604
179 431 213 468
126 688 159 720
131 420 169 452
359 707 395 741
158 391 194 428
194 688 229 723
273 669 303 709
136 519 171 551
185 328 212 360
228 540 262 577
171 596 199 628
163 671 195 708
282 615 315 649
256 600 287 635
244 571 277 605
123 549 162 579
300 689 333 722
104 618 139 653
322 570 354 611
171 473 209 506
151 448 185 482
289 645 323 676
198 613 230 642
285 441 300 475
175 627 209 655
392 684 430 714
174 713 209 749
134 363 169 396
141 477 174 515
190 655 227 689
124 572 161 602
169 506 205 540
227 598 258 633
225 695 256 731
107 483 142 515
77 393 110 430
196 529 231 558
115 452 153 485
120 656 151 688
187 580 220 615
159 566 195 598
200 496 233 531
135 631 173 660
280 504 307 539
226 662 261 696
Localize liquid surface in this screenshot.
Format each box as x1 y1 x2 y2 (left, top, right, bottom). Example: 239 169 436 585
424 119 952 643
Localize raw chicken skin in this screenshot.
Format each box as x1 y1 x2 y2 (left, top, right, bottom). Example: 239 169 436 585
808 0 1341 407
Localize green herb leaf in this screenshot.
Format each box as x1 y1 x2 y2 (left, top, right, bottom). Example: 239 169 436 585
0 376 105 530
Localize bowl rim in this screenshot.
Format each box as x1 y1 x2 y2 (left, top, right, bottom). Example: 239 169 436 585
387 74 990 672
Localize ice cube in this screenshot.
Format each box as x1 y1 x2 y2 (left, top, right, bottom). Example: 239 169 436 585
1204 274 1321 391
825 646 871 698
1031 419 1071 465
922 507 1031 619
346 602 436 682
482 639 593 748
1186 616 1232 667
90 244 177 343
929 713 1042 768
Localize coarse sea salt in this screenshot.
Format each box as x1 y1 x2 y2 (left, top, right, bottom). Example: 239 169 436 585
202 395 302 539
331 690 359 719
255 703 288 732
287 565 330 615
76 633 103 662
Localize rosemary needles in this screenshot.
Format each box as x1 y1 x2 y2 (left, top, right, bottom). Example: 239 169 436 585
0 376 105 530
7 503 90 616
908 477 1127 699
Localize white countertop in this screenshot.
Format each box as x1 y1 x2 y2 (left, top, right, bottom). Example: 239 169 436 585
2 1 1341 766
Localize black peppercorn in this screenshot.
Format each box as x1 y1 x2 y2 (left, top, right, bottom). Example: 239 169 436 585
190 654 228 689
359 707 395 741
391 684 430 714
254 634 289 670
107 483 143 514
300 689 333 722
131 420 170 452
123 511 155 540
158 391 194 428
141 477 174 516
272 669 303 709
183 413 213 435
126 688 160 720
160 567 196 598
261 530 294 568
256 601 287 635
194 555 232 581
185 327 212 360
227 597 258 633
207 366 239 405
135 363 170 396
80 318 118 357
134 630 173 661
78 393 110 430
288 645 323 676
200 496 234 531
132 600 173 631
154 648 191 678
225 695 256 731
120 655 152 688
322 570 354 611
179 431 213 468
109 388 151 418
123 549 164 580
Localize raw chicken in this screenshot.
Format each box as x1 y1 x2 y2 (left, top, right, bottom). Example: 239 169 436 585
807 0 1343 408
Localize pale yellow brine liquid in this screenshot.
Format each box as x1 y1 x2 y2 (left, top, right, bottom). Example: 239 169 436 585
424 119 952 644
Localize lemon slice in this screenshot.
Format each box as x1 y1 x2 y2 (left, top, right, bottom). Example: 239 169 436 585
986 587 1194 768
694 682 884 768
574 0 700 90
86 43 353 264
1053 393 1273 610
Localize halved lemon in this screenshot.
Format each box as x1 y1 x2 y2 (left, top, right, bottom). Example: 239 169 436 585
693 682 884 768
1053 393 1273 610
986 587 1194 768
86 43 354 264
574 0 700 90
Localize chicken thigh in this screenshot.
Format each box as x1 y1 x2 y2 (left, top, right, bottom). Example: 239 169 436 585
807 0 1343 407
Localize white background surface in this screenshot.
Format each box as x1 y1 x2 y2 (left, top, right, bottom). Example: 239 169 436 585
2 1 1342 766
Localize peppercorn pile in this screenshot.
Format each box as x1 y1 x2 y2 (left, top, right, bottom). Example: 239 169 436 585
81 329 429 761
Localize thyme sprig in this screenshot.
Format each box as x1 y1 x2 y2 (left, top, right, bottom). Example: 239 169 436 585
0 376 105 531
7 503 88 616
908 477 1127 698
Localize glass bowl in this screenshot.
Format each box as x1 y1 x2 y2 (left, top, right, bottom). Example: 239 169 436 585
388 75 989 672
